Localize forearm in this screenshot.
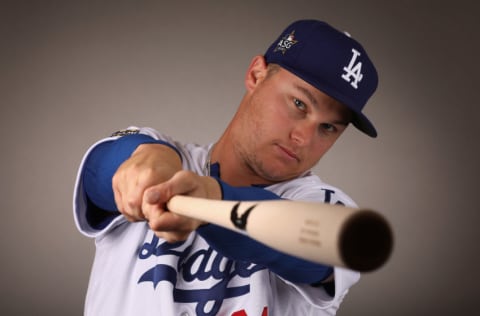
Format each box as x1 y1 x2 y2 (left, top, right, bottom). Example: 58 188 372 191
197 180 333 284
82 134 180 212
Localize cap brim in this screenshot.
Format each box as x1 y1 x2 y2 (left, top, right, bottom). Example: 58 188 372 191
351 111 377 138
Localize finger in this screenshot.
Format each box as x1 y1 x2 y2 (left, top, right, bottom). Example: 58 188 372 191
116 173 146 220
112 185 124 214
147 211 182 231
149 170 197 203
113 161 152 221
113 182 139 222
142 188 190 231
146 205 206 235
122 213 140 223
142 171 207 234
153 230 191 243
142 184 170 224
122 188 144 220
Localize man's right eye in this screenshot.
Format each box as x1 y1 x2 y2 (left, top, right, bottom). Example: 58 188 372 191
294 98 307 112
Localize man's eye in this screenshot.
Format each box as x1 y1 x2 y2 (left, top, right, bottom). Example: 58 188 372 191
294 98 306 111
320 123 336 133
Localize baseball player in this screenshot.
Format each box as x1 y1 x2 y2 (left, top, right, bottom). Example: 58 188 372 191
74 20 379 315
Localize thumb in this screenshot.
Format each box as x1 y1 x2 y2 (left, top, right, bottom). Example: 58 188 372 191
144 188 162 205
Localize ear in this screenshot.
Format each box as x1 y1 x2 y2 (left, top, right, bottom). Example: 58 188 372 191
245 55 268 91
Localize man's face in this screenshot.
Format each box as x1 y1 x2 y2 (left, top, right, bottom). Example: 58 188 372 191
234 65 352 183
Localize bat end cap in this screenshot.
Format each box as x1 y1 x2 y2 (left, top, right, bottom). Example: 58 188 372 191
339 210 394 272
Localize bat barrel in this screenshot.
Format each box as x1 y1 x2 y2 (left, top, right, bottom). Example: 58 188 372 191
339 210 393 272
168 196 394 272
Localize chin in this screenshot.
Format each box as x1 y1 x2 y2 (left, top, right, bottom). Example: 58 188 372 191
260 169 300 183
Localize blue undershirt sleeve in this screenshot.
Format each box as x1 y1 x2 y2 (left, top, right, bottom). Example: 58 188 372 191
196 179 333 284
82 134 178 228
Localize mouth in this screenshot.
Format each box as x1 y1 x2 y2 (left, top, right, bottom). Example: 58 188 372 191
276 144 300 162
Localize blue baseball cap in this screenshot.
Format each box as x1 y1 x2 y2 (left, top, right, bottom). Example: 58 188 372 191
265 20 379 137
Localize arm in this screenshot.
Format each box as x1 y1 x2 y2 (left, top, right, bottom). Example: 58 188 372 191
83 133 215 242
82 134 332 284
82 133 169 213
197 180 333 285
82 133 176 229
83 134 213 241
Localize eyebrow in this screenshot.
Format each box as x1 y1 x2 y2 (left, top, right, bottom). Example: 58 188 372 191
294 84 351 126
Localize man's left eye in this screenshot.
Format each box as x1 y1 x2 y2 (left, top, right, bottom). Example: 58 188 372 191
320 123 336 133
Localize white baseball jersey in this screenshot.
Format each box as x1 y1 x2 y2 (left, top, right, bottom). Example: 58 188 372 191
73 127 360 316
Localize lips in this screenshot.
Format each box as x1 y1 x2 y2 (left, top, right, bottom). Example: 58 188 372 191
277 144 300 162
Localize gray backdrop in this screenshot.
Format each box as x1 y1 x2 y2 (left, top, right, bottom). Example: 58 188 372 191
1 1 478 315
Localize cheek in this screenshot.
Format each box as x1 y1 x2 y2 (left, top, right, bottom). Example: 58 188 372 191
247 88 293 141
246 95 278 136
307 137 337 162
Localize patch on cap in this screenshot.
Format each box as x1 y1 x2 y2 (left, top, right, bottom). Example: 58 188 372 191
273 31 299 54
111 128 140 137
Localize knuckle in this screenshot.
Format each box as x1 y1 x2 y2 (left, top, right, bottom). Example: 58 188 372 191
175 170 194 181
148 218 164 232
125 197 140 211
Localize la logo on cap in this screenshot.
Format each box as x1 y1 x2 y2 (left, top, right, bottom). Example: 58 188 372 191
342 48 364 89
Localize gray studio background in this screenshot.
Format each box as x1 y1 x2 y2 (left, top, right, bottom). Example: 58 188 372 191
1 1 478 315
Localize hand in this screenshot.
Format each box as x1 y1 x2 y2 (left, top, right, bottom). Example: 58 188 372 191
112 143 182 222
142 170 222 243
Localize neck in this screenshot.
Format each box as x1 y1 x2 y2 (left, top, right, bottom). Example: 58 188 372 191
210 100 276 186
210 137 274 187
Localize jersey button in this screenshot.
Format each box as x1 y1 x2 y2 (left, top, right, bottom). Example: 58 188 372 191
180 312 189 316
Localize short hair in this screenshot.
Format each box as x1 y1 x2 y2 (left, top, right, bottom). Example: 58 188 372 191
265 63 281 79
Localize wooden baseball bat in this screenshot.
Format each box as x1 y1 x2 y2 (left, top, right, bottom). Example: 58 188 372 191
167 196 393 272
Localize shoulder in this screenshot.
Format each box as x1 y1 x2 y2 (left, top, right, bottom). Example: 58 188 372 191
266 172 357 207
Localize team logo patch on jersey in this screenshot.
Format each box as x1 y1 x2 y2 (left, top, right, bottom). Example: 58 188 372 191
138 234 266 316
273 30 298 54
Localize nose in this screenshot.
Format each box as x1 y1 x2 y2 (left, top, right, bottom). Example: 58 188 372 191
290 121 316 146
